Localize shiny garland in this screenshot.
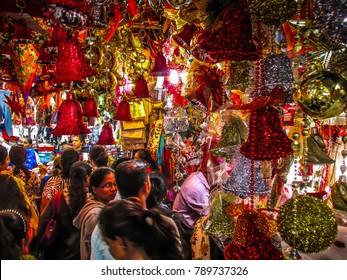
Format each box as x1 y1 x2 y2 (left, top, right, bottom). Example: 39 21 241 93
278 195 338 253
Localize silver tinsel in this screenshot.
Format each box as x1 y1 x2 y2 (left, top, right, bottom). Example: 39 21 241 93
315 0 347 45
222 148 270 199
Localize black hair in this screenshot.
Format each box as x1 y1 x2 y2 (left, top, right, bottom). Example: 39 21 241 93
89 167 115 195
0 210 28 259
146 171 169 209
89 145 108 167
61 148 80 178
68 161 93 217
135 149 159 171
9 146 30 181
110 157 131 172
23 137 32 145
0 145 8 164
99 200 183 260
115 160 149 199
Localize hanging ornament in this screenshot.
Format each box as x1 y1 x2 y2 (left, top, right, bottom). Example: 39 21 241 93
240 106 294 160
51 92 91 136
12 18 33 44
278 195 338 254
151 52 170 77
222 148 270 199
294 71 347 119
10 43 38 103
83 94 100 118
248 0 297 26
133 75 150 98
96 122 116 145
36 42 57 65
173 23 198 50
54 35 97 83
306 127 335 165
113 98 132 121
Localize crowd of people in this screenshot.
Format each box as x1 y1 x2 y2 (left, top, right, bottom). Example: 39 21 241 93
0 135 217 260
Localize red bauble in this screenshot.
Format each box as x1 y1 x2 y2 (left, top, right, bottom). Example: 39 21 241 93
96 122 116 145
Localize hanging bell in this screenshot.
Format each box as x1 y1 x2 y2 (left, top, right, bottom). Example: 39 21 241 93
51 92 91 136
150 52 170 76
12 18 33 44
240 106 293 160
96 122 116 145
83 94 100 118
54 36 97 83
113 98 132 121
173 23 198 50
133 75 150 98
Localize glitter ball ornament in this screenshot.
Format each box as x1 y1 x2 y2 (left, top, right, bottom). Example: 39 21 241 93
83 94 100 118
240 106 293 160
278 195 338 253
96 122 116 145
315 0 347 45
222 149 270 199
54 36 97 83
294 71 347 119
248 0 297 26
264 54 294 104
51 93 91 136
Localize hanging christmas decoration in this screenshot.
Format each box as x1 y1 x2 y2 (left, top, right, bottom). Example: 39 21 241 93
306 127 335 165
83 94 100 118
133 75 150 98
172 23 198 50
222 148 270 199
96 122 116 145
240 106 294 160
51 92 91 136
151 52 170 77
278 195 338 253
12 18 34 44
248 0 297 26
293 71 347 119
54 35 97 83
113 98 132 121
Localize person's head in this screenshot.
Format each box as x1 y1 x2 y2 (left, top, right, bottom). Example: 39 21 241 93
110 156 131 172
146 171 169 209
115 159 150 200
71 135 84 150
21 137 32 148
9 146 30 181
134 149 159 171
51 155 62 176
0 145 9 171
89 145 108 168
68 161 93 217
61 148 80 178
0 174 30 223
89 167 117 204
99 200 183 260
0 209 28 259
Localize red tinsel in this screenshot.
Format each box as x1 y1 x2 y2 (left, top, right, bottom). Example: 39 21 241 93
51 93 91 136
54 36 97 83
133 75 150 98
83 95 100 118
240 105 293 160
96 122 116 145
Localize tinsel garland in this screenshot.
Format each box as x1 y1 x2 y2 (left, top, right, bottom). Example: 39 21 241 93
278 195 338 253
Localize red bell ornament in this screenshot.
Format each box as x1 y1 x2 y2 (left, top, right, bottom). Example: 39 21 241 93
51 92 91 136
173 24 198 50
12 18 33 44
96 122 116 145
83 94 100 118
150 52 170 77
113 98 132 121
240 106 293 160
133 75 150 98
54 36 97 83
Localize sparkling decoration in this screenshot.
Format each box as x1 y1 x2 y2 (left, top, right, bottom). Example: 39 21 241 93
54 36 97 83
240 106 294 160
263 53 294 104
173 23 198 50
96 122 116 145
51 93 91 136
151 52 170 77
133 75 150 98
113 99 133 121
204 191 237 238
315 0 347 45
248 0 297 26
293 71 347 119
222 148 270 199
331 180 347 211
224 61 253 92
278 195 338 253
224 210 283 260
83 94 100 118
306 127 335 165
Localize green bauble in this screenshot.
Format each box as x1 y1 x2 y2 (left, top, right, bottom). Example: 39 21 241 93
278 195 338 253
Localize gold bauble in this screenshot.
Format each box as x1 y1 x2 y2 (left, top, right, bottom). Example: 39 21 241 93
294 71 347 119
